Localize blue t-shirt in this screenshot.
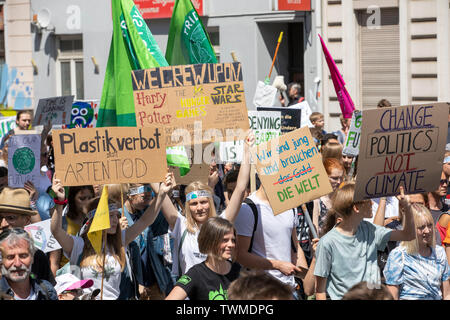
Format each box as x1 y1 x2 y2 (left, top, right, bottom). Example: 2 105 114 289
383 245 450 300
314 220 392 300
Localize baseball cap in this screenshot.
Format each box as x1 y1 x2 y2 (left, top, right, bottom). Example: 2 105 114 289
54 273 94 295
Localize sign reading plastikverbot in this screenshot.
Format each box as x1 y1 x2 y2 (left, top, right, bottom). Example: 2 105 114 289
131 62 250 147
53 127 167 186
251 126 332 215
354 103 448 201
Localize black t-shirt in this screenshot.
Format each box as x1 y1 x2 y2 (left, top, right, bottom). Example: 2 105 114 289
175 261 240 300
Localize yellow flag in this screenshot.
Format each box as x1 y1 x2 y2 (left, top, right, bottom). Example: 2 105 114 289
87 186 110 255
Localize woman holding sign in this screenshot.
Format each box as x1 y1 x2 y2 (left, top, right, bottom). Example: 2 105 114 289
314 183 416 300
50 173 174 300
383 203 450 300
159 132 254 278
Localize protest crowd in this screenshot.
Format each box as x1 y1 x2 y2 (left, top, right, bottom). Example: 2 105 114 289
0 0 449 302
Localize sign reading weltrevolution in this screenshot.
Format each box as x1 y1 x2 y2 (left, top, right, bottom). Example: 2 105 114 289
131 62 250 147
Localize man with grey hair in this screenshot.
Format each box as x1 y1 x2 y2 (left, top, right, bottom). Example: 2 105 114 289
279 82 304 107
0 228 57 299
0 187 55 285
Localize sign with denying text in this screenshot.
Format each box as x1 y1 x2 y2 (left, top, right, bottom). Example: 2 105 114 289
354 103 449 201
131 62 250 147
251 126 332 215
53 127 167 186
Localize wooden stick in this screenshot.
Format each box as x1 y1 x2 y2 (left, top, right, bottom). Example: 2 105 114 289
268 32 284 80
301 204 318 239
120 184 124 218
100 230 107 300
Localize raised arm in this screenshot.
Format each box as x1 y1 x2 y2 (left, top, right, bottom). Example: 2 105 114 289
372 197 386 226
156 172 180 230
389 187 415 242
124 173 174 246
223 131 254 223
49 175 74 257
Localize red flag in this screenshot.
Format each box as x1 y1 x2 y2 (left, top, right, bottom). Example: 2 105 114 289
318 34 355 119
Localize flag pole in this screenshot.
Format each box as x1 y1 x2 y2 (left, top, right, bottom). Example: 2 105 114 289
265 32 283 84
100 229 107 300
120 184 124 218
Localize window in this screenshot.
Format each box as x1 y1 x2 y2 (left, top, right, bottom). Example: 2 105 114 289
56 37 84 99
208 27 220 62
356 8 400 109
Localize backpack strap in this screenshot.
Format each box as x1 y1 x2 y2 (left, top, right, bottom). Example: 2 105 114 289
243 198 258 253
36 279 51 300
177 229 188 277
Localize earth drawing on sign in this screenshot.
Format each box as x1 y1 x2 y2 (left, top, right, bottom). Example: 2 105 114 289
12 147 35 174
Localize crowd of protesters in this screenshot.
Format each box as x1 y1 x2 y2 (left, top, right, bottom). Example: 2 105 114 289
0 97 449 301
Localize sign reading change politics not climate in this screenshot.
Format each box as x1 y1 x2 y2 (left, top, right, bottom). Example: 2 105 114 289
52 127 167 186
354 103 449 201
131 62 250 147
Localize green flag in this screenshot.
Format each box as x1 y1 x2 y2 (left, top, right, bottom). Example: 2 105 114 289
97 0 163 127
165 0 217 65
98 0 190 174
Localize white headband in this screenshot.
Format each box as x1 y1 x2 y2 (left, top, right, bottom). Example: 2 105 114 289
186 190 212 202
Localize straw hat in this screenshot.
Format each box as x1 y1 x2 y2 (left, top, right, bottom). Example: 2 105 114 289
0 187 37 216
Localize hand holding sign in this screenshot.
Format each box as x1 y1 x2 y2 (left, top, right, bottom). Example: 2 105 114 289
52 174 66 201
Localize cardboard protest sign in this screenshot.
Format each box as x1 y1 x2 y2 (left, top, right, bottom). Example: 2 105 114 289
62 100 100 129
0 116 15 141
169 164 210 185
8 134 41 188
354 103 449 201
251 126 332 215
257 106 301 134
25 219 61 253
33 96 74 126
343 111 362 156
218 110 281 163
131 62 250 147
248 110 281 145
219 140 244 163
52 127 167 186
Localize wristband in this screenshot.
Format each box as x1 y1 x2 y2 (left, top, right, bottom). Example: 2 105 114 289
53 198 68 205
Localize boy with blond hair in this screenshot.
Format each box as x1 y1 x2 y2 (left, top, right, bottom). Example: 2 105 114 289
309 112 326 135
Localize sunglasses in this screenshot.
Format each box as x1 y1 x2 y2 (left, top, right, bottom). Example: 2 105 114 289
439 179 448 185
0 227 28 241
61 288 83 296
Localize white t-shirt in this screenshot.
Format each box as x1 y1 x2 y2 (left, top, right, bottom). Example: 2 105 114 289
65 230 126 300
365 196 399 223
170 212 207 277
14 287 37 300
234 192 298 288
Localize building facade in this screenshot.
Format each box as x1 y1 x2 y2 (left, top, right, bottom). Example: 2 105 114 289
321 0 450 130
0 0 447 133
